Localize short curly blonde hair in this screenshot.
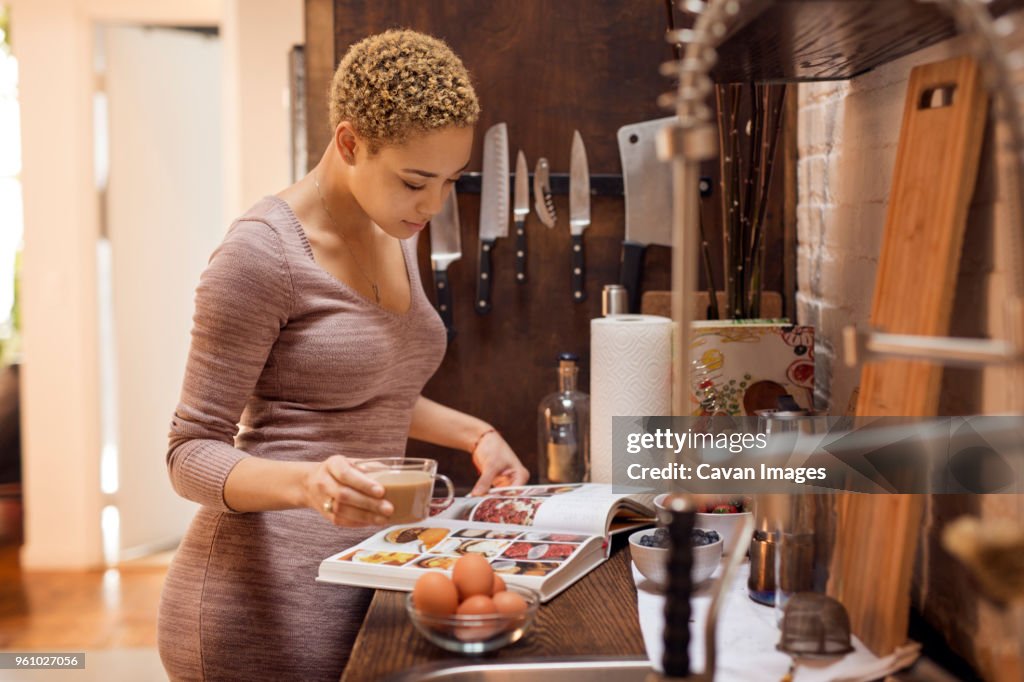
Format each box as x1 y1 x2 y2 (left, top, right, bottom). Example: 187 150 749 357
329 29 480 152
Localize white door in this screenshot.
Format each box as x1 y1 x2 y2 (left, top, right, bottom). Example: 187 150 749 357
102 25 223 555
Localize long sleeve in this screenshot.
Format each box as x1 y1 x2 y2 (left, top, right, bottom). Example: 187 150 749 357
167 218 294 511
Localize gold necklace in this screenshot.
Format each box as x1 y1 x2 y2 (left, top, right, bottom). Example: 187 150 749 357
313 172 381 304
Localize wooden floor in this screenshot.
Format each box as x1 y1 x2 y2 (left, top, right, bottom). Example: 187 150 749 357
0 541 167 650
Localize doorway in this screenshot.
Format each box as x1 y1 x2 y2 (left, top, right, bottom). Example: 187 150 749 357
95 24 223 560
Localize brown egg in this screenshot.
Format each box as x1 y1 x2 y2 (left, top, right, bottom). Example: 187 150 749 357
491 573 507 596
492 590 528 616
412 572 458 617
451 554 494 601
455 594 501 642
456 594 498 616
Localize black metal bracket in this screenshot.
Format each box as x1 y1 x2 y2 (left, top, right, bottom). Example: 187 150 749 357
455 173 714 198
455 172 624 196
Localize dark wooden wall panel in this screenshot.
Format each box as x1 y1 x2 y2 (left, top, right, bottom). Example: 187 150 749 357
325 1 673 172
712 0 1023 82
304 0 336 163
303 1 788 489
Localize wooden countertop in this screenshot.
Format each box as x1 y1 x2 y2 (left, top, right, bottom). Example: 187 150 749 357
341 538 647 682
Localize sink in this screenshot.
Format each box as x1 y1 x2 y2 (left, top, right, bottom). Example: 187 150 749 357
382 656 654 681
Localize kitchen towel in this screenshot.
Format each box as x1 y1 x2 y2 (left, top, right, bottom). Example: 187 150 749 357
590 314 673 484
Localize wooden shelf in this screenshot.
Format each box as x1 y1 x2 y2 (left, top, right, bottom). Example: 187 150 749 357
710 0 1020 83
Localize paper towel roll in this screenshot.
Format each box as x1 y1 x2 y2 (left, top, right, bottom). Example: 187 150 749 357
590 314 673 483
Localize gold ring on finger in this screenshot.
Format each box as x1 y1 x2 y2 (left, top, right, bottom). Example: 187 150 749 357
322 497 334 514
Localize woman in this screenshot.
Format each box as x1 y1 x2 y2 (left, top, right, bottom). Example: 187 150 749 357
157 29 528 681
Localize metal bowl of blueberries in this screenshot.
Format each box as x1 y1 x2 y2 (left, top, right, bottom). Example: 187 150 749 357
628 526 723 589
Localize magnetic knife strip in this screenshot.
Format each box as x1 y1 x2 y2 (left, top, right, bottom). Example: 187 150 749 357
455 173 712 198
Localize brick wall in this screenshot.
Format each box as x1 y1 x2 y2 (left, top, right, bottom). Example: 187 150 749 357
797 37 1021 679
797 36 1014 414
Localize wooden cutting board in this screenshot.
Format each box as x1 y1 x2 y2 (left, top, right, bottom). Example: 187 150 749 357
827 55 988 655
640 290 783 320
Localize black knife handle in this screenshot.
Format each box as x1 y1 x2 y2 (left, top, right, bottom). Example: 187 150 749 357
433 268 455 342
621 241 647 314
514 218 527 284
475 239 496 315
571 234 586 303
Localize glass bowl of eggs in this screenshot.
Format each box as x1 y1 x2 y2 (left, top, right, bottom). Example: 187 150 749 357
407 554 540 654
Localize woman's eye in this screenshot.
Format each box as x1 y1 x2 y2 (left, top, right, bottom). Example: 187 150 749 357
403 181 425 191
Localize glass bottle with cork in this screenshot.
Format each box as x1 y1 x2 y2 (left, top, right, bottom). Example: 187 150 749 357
537 352 590 483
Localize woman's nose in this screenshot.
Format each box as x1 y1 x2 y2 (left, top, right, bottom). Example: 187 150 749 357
418 184 449 218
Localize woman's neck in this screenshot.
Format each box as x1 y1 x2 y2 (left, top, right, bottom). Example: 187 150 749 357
311 147 375 242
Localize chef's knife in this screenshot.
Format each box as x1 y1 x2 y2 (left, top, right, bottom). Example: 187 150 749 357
513 150 529 284
617 117 675 313
429 187 461 342
476 122 509 314
533 157 556 228
569 130 590 302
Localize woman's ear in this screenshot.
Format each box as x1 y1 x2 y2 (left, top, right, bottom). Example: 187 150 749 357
334 122 358 165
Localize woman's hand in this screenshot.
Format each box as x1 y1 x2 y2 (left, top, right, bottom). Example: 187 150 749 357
305 455 394 526
469 430 529 496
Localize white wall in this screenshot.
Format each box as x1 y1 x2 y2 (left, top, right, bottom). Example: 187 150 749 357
12 0 221 570
12 0 303 569
13 0 105 570
222 0 304 218
102 24 223 554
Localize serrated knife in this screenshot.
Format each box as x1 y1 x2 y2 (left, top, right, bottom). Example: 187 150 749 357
513 150 529 283
476 122 509 314
569 130 590 302
429 187 461 342
533 157 556 228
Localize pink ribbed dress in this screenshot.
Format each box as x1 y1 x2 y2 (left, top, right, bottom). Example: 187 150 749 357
157 196 446 681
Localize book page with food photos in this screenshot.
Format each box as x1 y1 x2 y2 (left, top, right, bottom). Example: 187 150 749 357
434 482 655 536
318 483 655 600
317 518 608 601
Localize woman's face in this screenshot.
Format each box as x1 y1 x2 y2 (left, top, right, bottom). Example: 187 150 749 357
347 126 474 240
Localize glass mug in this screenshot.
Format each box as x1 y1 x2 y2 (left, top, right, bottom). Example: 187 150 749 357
352 457 454 524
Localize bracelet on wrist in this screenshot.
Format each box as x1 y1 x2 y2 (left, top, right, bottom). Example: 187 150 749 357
470 427 498 455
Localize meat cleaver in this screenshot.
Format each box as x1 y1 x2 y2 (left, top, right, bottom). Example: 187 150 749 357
617 117 676 314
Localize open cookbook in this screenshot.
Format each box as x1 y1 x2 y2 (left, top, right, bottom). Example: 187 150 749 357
317 483 656 602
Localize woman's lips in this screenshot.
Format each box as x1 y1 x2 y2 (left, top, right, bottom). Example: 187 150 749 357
404 220 427 231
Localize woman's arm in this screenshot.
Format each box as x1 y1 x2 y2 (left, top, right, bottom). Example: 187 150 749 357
408 396 529 495
168 220 390 525
223 455 391 526
408 396 491 452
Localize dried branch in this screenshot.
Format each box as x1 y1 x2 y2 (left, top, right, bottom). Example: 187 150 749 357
715 81 787 319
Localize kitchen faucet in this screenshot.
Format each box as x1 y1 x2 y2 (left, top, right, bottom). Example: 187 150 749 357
655 494 755 681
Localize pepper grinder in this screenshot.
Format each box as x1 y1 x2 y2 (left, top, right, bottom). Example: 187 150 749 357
660 493 695 678
649 494 755 682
